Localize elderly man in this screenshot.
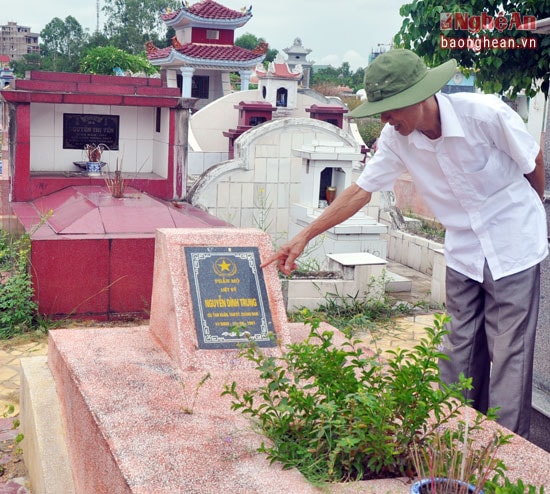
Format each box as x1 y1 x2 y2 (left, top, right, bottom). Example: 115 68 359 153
263 49 547 438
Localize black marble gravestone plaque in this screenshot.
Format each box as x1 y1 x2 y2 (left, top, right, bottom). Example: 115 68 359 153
63 113 120 150
185 246 276 349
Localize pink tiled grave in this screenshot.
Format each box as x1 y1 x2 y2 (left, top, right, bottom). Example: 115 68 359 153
48 326 320 494
10 187 230 319
43 228 550 493
26 185 219 236
47 320 425 494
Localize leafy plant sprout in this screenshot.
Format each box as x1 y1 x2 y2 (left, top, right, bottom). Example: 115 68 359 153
253 186 274 233
181 372 212 415
223 312 472 484
2 404 24 456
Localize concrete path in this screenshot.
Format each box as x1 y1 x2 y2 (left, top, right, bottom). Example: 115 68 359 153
531 203 550 453
0 339 47 492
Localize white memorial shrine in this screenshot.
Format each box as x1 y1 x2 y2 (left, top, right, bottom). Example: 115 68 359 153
290 141 388 268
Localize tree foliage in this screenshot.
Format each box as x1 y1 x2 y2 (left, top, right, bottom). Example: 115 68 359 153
40 16 88 72
11 53 44 78
235 32 277 63
86 31 112 52
102 0 180 54
394 0 550 98
311 63 365 93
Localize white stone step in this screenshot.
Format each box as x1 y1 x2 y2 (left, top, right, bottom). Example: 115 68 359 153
385 270 412 293
533 386 550 419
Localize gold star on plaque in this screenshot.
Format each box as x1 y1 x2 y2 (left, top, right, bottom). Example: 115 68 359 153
213 257 237 277
218 259 231 271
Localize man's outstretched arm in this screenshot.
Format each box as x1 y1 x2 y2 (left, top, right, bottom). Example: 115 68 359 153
261 184 372 275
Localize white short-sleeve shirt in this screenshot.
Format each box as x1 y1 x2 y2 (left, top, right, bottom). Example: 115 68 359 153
356 92 548 281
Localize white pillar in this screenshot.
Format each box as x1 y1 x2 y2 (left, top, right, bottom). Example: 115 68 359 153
179 67 195 98
239 69 252 91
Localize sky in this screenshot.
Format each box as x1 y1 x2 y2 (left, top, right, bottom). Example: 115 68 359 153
2 0 406 71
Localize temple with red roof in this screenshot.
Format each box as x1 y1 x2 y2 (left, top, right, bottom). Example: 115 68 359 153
146 0 267 109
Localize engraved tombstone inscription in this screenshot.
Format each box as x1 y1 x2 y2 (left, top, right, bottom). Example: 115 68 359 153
63 113 120 150
185 246 276 349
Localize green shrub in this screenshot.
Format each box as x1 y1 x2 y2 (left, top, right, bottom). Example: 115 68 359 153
80 46 157 76
223 312 471 483
0 231 37 338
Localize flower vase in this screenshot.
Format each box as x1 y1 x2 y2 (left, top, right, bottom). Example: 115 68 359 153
325 186 337 205
410 478 481 493
86 161 102 177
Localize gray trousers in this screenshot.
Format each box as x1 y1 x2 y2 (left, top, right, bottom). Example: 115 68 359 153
439 261 540 438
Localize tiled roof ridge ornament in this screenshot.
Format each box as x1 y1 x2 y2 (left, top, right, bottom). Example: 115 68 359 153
145 40 159 54
251 41 268 55
273 52 286 64
172 36 184 50
161 0 252 23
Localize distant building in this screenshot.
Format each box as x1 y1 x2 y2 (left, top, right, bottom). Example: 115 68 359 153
0 21 40 61
368 43 392 64
283 37 314 88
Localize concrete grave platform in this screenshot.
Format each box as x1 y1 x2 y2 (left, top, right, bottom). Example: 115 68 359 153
22 322 417 493
44 325 320 493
